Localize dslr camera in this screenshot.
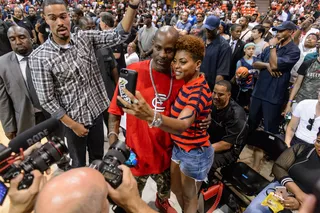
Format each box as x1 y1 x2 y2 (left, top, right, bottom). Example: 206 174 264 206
89 140 130 188
0 136 68 191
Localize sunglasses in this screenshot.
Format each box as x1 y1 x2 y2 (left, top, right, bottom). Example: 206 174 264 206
307 117 315 131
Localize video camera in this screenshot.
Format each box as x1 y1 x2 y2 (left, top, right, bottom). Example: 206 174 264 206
89 140 130 188
0 118 69 205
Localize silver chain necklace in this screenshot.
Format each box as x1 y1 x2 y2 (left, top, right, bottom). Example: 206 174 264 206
149 59 173 104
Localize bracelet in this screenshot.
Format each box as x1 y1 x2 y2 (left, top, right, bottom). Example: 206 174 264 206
128 3 139 9
148 110 158 128
108 131 119 138
148 111 163 128
153 113 163 128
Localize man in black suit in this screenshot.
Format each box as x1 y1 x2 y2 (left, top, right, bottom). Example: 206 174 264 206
228 24 245 100
228 24 245 80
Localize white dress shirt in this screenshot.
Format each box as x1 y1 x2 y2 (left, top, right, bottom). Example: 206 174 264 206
15 53 28 84
229 39 238 53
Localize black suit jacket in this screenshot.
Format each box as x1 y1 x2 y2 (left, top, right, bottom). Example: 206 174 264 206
228 39 245 79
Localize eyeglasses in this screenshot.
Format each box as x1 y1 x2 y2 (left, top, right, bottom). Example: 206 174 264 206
307 117 315 131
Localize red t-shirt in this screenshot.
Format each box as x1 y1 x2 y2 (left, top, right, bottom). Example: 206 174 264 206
108 60 184 176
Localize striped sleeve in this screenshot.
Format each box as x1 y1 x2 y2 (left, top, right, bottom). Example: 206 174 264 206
184 86 212 115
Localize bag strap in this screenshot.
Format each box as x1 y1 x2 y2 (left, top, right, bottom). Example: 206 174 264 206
206 182 224 213
240 29 250 41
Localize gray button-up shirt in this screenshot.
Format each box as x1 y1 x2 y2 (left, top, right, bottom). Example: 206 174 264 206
29 23 128 126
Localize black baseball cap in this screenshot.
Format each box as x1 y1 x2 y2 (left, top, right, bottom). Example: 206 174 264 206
272 21 297 31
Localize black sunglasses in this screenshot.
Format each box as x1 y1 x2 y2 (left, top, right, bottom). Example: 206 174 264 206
307 117 315 131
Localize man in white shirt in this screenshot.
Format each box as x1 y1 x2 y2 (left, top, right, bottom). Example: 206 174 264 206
0 26 48 139
239 16 252 42
125 42 139 66
285 92 320 147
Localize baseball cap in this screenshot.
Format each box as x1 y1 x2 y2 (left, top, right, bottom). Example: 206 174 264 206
272 21 297 31
204 15 220 31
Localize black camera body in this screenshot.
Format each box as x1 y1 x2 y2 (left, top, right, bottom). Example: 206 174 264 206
0 136 69 190
90 140 130 188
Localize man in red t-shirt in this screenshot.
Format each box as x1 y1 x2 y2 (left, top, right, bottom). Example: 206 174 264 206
108 26 183 213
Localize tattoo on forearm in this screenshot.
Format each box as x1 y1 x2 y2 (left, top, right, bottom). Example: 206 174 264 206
108 114 121 133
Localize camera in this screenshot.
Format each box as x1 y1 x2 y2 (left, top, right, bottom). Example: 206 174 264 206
89 140 130 188
0 136 69 190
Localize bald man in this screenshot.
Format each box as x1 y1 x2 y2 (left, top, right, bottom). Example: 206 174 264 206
35 166 156 213
0 26 49 140
108 26 182 213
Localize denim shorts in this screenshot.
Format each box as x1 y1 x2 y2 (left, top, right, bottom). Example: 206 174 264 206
171 144 214 181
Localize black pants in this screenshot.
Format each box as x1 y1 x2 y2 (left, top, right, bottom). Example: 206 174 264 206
248 97 282 134
207 151 237 181
59 114 104 167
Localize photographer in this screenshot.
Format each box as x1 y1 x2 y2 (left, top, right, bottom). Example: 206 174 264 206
7 166 157 213
8 170 47 213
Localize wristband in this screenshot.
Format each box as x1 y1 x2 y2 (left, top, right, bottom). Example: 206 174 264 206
128 3 139 9
108 131 119 138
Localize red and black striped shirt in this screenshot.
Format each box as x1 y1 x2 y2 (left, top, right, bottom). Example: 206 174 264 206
170 74 212 152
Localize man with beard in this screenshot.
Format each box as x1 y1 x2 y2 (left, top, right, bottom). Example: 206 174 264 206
29 0 139 168
108 26 182 213
26 6 39 29
0 26 49 139
201 15 231 90
13 7 37 43
137 13 157 60
175 11 192 35
249 21 300 171
190 11 205 42
207 80 247 180
239 16 252 42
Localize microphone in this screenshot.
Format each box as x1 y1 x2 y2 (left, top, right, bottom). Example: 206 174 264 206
8 118 60 153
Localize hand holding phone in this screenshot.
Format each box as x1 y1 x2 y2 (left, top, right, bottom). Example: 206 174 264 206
275 186 288 200
117 69 138 108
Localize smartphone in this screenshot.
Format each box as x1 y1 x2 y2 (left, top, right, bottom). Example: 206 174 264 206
7 14 11 19
0 181 8 206
275 186 288 200
117 68 138 108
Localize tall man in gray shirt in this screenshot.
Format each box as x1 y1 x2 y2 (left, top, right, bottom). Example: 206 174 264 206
29 0 140 167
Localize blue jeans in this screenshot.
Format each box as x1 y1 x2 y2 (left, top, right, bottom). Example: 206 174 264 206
244 181 281 213
171 145 214 181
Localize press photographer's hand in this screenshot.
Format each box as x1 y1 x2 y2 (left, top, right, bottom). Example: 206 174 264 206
8 170 47 213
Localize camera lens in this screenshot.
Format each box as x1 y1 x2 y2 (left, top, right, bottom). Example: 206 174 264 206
105 141 130 164
20 137 68 173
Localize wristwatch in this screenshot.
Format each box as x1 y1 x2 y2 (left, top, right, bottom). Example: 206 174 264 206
269 45 276 49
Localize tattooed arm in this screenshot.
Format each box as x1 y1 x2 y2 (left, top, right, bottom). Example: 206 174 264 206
108 114 121 145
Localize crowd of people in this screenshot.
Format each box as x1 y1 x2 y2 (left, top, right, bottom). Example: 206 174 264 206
0 0 320 212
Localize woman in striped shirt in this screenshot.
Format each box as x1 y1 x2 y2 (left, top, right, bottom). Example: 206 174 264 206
118 35 214 213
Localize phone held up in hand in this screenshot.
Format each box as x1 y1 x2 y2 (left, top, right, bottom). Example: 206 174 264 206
117 68 138 108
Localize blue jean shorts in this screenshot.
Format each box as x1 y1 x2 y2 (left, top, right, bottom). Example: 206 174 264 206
171 144 214 181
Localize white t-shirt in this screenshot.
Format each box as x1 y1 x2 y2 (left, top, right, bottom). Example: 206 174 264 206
240 28 252 42
293 99 320 144
125 52 139 66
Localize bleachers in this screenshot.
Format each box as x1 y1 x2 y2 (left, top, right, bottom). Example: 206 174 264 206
221 0 257 16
